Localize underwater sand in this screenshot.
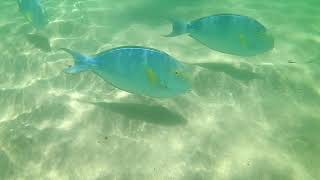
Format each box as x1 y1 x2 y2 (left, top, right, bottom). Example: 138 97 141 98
0 0 320 179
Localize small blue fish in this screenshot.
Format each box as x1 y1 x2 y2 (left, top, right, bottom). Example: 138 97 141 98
60 46 192 98
166 14 274 56
17 0 48 29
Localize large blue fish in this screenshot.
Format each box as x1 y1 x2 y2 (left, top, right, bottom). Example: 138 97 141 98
166 14 274 57
17 0 48 29
60 46 192 98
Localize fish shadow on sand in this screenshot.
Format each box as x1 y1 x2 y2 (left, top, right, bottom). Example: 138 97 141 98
194 61 263 83
25 33 51 52
93 102 187 126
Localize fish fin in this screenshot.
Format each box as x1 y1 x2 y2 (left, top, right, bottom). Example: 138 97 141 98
17 0 22 11
164 18 190 37
239 34 249 48
33 2 48 29
64 65 89 74
59 48 91 65
26 12 33 22
59 48 96 73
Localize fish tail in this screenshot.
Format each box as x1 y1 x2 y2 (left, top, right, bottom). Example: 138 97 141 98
59 48 95 74
17 0 22 11
164 18 190 37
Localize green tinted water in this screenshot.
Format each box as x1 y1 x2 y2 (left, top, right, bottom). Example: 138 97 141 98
0 0 319 179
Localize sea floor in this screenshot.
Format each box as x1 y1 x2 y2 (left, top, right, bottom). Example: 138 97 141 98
0 0 319 179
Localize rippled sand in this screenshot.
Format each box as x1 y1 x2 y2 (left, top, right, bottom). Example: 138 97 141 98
0 0 319 179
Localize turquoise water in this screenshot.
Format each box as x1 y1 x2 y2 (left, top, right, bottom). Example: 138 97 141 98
1 0 320 179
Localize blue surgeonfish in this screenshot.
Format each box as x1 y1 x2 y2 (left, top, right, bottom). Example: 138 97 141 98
165 14 274 56
17 0 48 29
60 46 192 98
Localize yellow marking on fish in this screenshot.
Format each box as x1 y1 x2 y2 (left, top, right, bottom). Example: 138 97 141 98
146 68 160 86
239 33 249 48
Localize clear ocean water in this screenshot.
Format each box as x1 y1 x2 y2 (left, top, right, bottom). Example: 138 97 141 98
1 0 320 179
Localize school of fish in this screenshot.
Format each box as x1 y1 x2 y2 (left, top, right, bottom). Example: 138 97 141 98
17 0 276 98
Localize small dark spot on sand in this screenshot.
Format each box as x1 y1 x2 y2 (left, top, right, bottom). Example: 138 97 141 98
288 60 296 64
104 136 108 140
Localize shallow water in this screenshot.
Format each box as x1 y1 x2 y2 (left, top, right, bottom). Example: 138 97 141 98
0 0 320 179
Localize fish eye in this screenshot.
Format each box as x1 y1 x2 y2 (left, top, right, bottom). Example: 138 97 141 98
175 71 179 75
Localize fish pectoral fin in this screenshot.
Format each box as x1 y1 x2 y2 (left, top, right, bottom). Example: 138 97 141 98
146 68 160 86
64 65 89 74
239 34 249 48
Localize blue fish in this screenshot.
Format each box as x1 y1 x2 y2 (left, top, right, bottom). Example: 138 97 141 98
60 46 192 98
166 14 274 57
17 0 48 29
